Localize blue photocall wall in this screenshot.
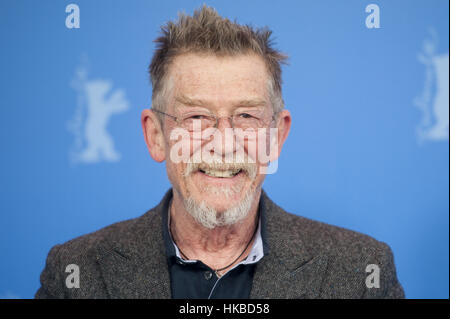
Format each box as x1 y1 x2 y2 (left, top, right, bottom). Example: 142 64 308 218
0 0 448 299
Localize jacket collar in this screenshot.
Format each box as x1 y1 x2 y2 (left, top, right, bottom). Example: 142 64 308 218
250 190 329 298
96 188 328 298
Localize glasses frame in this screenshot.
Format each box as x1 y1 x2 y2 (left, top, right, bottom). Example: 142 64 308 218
151 108 278 131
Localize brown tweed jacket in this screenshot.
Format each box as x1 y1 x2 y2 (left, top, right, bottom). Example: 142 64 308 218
35 189 404 299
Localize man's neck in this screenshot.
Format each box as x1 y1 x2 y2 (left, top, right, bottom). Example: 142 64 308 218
169 188 261 270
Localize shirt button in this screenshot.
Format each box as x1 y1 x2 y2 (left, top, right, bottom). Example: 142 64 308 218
176 259 184 265
204 271 213 280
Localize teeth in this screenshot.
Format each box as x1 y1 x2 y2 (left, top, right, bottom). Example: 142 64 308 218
201 169 241 178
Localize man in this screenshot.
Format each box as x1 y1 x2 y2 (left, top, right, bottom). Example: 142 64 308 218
36 5 404 299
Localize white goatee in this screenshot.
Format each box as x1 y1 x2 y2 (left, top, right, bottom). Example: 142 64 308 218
183 188 255 229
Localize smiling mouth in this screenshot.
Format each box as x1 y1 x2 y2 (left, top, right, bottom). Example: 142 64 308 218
198 168 243 178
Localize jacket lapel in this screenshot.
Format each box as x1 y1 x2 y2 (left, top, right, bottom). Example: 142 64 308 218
250 191 329 298
96 191 173 299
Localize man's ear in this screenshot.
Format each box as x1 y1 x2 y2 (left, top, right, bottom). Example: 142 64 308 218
141 109 166 162
273 109 291 159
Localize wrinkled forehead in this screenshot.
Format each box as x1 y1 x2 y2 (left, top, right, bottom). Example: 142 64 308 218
167 53 271 112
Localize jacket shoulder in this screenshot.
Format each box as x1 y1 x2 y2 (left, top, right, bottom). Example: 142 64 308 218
282 213 403 298
264 193 388 256
263 197 404 298
282 210 390 255
35 210 158 299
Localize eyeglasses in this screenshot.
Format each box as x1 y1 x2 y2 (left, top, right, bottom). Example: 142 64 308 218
152 109 277 132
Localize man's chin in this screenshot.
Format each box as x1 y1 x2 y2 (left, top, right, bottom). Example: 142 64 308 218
182 186 256 229
190 194 242 212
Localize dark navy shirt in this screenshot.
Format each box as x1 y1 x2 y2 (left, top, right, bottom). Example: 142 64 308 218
161 194 269 299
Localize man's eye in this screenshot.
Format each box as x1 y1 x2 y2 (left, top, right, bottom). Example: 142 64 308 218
238 113 256 119
187 114 208 120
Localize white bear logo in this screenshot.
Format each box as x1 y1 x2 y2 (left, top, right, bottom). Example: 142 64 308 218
414 29 449 143
68 66 130 163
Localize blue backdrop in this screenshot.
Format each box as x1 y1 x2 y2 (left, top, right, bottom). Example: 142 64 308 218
0 0 448 299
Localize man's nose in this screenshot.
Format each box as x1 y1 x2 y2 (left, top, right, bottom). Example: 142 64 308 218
216 116 233 130
211 116 235 157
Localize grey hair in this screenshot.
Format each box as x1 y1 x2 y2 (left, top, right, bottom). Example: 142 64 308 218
149 5 288 116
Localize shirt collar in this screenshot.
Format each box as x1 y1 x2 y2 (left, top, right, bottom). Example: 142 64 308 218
161 189 268 265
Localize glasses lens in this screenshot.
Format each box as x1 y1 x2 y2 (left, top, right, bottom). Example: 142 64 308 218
233 113 265 129
182 114 216 131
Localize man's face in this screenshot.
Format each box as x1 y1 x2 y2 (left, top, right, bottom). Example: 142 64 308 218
143 53 291 226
